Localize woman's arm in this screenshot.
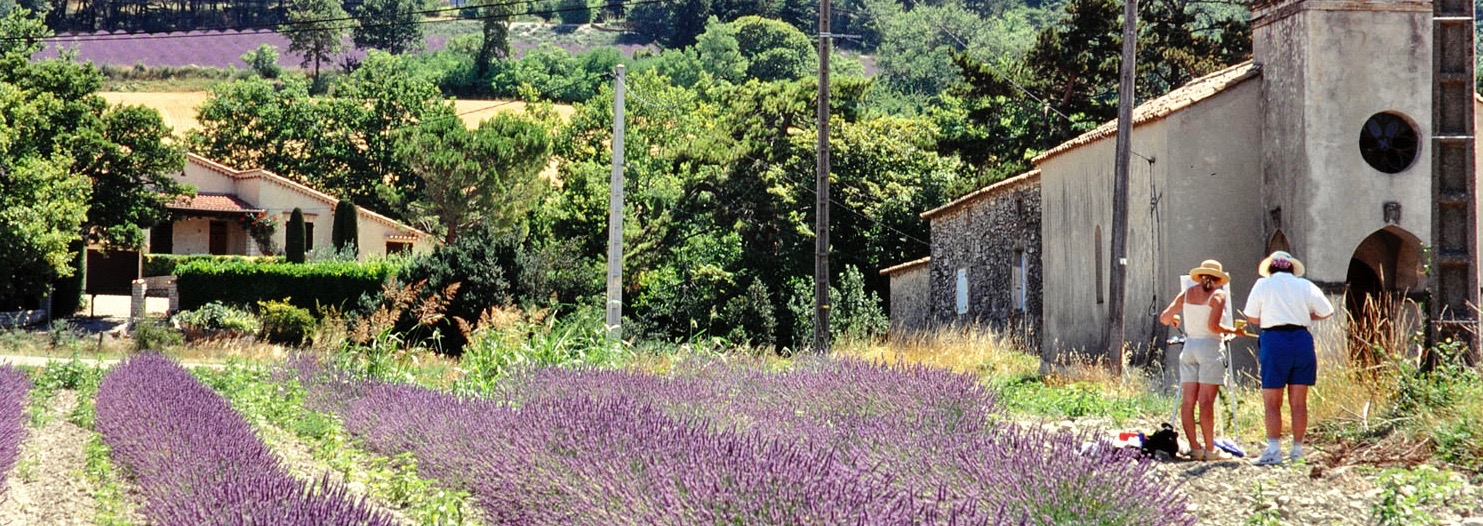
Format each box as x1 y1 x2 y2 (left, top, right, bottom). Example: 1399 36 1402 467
1159 290 1186 326
1206 291 1236 335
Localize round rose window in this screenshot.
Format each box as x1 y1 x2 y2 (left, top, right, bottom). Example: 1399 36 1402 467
1359 112 1419 174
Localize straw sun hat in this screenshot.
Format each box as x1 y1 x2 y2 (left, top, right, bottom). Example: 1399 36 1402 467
1258 250 1306 277
1188 260 1231 287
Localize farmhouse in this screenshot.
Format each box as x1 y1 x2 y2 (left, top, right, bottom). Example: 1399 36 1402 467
884 0 1479 376
149 154 435 259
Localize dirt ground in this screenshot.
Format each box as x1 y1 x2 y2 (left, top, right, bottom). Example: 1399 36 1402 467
0 391 140 526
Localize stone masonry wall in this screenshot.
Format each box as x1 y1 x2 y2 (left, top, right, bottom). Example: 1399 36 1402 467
928 182 1042 344
885 263 931 335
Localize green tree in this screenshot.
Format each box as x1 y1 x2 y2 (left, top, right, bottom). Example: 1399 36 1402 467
73 105 188 248
352 0 425 54
472 0 512 79
332 198 359 256
556 0 593 24
285 0 347 89
627 0 712 47
241 44 282 79
730 16 814 82
286 208 307 263
395 113 553 245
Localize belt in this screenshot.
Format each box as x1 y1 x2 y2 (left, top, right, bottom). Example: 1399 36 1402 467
1263 324 1307 332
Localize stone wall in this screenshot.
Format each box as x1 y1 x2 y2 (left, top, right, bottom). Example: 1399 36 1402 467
882 259 930 335
924 173 1042 344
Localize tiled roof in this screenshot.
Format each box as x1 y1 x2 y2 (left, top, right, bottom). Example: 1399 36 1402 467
880 257 931 276
168 193 262 213
1032 62 1261 165
920 170 1041 220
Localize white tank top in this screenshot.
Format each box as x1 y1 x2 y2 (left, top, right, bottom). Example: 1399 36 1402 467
1182 291 1216 339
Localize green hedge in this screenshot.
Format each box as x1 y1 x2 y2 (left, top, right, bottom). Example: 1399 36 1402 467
174 259 398 313
144 254 281 277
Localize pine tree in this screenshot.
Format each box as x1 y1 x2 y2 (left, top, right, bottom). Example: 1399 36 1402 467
286 208 307 263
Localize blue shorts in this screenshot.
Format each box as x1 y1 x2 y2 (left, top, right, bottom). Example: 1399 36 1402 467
1258 328 1317 389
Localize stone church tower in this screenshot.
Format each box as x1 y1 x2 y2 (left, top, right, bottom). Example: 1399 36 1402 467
1254 0 1477 352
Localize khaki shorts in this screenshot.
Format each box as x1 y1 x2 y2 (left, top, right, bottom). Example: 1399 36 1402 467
1179 337 1227 385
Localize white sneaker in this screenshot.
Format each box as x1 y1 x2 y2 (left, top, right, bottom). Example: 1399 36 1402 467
1289 447 1305 463
1253 449 1284 466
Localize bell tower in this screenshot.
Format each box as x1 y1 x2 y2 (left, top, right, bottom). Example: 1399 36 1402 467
1252 0 1436 285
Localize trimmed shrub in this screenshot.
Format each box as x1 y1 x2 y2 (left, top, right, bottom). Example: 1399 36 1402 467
174 302 261 340
132 319 185 351
286 208 306 264
175 259 398 313
258 299 316 346
143 254 281 277
331 199 358 257
50 240 86 316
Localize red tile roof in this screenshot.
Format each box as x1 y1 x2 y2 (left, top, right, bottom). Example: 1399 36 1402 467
1032 62 1261 165
168 193 262 214
880 257 931 276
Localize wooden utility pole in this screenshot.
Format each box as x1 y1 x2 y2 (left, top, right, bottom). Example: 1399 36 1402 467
606 64 625 340
813 0 832 353
1105 0 1137 374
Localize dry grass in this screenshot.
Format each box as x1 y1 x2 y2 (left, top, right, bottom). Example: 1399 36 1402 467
834 328 1039 379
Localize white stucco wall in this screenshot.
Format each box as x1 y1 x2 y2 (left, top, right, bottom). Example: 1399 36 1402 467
1257 2 1434 284
172 217 248 255
1039 120 1167 359
171 156 434 259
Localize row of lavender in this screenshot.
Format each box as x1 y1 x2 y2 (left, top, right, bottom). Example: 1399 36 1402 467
95 355 394 525
297 358 1195 525
0 366 29 494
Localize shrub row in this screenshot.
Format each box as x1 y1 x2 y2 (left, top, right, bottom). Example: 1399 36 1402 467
95 354 393 525
143 254 281 277
295 358 1194 525
0 366 29 490
174 259 397 312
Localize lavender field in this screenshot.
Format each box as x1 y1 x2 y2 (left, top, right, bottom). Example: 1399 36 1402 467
0 366 29 493
295 358 1196 525
95 355 395 525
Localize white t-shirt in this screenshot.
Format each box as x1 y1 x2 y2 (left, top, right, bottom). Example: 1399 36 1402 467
1243 273 1335 328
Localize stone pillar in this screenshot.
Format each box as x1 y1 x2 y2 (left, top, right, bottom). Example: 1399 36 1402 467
130 279 147 328
167 278 179 315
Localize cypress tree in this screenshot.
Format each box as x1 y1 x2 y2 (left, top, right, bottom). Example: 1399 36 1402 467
286 208 306 263
331 198 359 257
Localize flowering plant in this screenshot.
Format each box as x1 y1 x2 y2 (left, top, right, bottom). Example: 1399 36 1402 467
238 212 279 255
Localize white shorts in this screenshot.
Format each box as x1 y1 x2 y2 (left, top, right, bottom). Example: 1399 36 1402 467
1179 337 1227 385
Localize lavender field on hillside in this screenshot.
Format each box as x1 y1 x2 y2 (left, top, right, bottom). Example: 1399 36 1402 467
296 358 1195 525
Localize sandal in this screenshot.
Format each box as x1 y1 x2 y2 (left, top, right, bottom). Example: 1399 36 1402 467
1203 448 1233 461
1187 448 1207 461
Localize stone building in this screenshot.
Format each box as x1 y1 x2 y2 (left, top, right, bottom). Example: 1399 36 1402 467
884 0 1479 373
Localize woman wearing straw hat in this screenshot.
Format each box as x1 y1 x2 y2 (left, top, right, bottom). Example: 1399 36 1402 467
1242 251 1335 466
1159 259 1245 461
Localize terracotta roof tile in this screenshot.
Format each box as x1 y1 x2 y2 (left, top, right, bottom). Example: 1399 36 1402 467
169 193 262 213
880 257 931 275
1032 62 1261 165
920 170 1041 220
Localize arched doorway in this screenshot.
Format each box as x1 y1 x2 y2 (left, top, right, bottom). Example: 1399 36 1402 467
1344 227 1424 367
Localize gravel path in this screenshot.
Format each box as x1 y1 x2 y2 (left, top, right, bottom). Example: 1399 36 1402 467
0 391 143 526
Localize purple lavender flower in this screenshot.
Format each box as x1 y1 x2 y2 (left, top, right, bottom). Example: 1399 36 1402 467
0 365 30 494
96 354 395 526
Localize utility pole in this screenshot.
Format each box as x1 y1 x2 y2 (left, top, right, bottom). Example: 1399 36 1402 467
1105 0 1137 374
813 0 832 353
606 64 625 341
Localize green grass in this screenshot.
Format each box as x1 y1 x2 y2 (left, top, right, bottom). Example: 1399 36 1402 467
993 374 1171 424
63 365 134 526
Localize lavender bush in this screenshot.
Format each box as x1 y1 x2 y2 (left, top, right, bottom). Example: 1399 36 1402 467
0 365 30 492
96 354 395 526
297 358 1194 525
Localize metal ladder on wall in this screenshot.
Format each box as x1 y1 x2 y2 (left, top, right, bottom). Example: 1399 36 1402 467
1431 0 1479 362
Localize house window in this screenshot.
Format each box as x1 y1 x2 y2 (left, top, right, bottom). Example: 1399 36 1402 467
955 268 969 315
386 241 411 255
209 221 228 255
304 222 315 250
1095 225 1104 304
1012 249 1027 312
150 222 174 254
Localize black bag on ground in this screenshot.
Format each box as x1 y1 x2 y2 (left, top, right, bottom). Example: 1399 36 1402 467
1140 423 1179 458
